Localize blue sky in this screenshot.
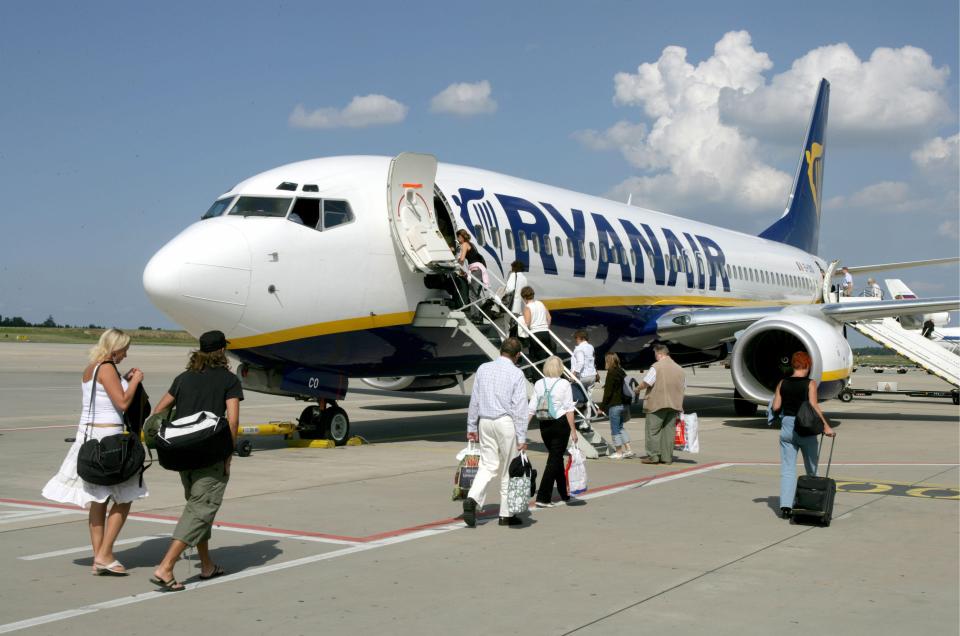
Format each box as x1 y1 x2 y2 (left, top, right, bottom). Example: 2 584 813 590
0 0 957 330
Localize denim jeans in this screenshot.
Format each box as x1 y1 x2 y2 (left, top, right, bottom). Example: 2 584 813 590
779 414 820 508
609 405 629 446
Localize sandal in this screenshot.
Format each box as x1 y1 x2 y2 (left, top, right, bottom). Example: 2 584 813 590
199 564 226 580
149 575 185 591
93 560 128 576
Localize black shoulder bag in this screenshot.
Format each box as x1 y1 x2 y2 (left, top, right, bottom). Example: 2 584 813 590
794 385 826 437
76 363 148 486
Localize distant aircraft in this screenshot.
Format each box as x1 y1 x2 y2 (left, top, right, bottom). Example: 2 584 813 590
885 279 959 352
144 78 958 443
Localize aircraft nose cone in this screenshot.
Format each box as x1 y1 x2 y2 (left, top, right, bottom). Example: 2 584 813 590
143 222 251 335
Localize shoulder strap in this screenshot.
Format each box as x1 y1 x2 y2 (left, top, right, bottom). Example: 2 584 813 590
83 363 105 441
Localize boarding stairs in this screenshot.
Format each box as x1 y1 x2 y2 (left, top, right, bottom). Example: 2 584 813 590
412 265 611 458
848 316 960 387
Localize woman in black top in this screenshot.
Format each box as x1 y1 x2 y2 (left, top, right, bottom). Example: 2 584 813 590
149 330 243 590
597 352 634 459
772 351 835 519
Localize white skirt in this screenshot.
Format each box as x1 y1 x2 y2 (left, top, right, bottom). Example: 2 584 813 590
42 423 149 508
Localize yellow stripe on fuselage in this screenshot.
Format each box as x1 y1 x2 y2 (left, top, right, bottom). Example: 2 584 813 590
227 295 812 350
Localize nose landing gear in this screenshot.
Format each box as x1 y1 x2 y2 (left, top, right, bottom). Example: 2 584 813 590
298 400 351 445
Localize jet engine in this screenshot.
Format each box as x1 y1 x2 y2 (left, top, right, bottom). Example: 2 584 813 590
362 375 466 392
731 311 852 406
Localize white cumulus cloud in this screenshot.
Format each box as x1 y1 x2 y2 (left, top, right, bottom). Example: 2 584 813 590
575 30 956 222
576 31 790 215
430 81 497 116
718 44 951 143
938 220 960 240
289 94 408 129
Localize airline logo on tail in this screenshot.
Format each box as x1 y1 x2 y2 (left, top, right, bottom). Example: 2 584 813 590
806 142 824 218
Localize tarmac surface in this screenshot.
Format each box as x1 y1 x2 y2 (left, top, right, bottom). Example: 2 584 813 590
0 343 957 635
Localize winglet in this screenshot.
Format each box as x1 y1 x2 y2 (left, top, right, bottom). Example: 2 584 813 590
759 79 830 255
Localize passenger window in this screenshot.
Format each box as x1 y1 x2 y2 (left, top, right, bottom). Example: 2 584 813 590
531 233 540 254
543 235 552 256
630 249 636 265
578 240 585 259
322 200 354 229
490 229 500 248
474 225 486 246
620 246 627 264
600 245 608 263
505 230 514 250
289 198 321 228
555 236 563 257
229 196 293 218
202 196 235 219
589 242 596 261
609 245 618 264
518 230 528 252
567 238 574 256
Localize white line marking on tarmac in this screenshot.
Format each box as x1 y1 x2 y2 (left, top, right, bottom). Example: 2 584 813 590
19 535 172 561
3 460 955 634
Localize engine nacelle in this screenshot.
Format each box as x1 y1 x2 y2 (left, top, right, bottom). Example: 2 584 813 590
731 310 852 405
362 375 465 392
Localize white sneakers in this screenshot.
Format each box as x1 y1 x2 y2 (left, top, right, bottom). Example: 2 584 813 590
608 452 624 460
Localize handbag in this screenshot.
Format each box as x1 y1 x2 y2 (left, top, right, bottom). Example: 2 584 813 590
156 410 234 471
452 442 481 501
794 401 825 437
506 451 534 514
76 363 147 486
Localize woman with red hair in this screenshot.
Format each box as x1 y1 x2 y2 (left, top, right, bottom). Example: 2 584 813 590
772 351 835 519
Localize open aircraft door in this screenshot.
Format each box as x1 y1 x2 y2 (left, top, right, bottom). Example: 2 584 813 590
387 152 459 273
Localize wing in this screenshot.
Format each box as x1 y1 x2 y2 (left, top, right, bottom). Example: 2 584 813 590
836 257 959 276
657 297 960 347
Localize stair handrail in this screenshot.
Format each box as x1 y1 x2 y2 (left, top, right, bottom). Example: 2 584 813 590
452 264 599 422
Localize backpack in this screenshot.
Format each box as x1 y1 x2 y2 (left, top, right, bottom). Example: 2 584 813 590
622 375 639 404
535 379 560 419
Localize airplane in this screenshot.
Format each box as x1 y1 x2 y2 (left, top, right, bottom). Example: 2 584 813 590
884 279 959 353
143 78 959 444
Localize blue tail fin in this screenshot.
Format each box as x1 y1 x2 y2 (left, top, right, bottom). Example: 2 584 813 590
759 78 829 254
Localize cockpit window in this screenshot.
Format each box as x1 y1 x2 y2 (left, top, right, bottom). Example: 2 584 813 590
288 198 321 228
322 200 354 229
229 196 293 218
201 196 235 219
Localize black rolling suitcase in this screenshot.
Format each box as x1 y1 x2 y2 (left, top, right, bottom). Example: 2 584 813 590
792 434 836 526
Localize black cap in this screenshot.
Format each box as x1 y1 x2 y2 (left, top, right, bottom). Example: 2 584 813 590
199 330 228 352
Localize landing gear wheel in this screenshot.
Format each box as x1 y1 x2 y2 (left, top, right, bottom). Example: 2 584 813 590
733 389 757 417
298 405 326 440
839 389 854 403
321 406 350 446
236 439 253 457
821 514 832 527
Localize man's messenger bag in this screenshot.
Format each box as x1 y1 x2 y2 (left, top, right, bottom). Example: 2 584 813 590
156 411 234 471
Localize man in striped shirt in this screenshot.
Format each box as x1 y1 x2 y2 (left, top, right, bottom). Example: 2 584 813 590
463 337 529 527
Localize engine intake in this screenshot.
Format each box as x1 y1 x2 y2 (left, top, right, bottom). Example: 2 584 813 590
731 311 852 405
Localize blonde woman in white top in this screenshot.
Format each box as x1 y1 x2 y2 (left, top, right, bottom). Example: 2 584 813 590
528 356 579 507
42 329 146 576
521 286 554 375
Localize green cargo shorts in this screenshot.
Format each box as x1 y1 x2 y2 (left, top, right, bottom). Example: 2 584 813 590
172 462 229 547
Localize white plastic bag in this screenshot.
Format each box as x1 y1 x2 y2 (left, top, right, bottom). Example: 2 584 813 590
681 412 700 453
506 452 532 514
565 445 588 495
452 441 481 501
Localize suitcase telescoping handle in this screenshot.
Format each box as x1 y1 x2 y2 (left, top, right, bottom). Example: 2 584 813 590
817 433 836 478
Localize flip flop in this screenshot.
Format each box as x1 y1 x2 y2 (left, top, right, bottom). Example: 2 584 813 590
199 564 226 580
149 575 185 592
93 560 128 576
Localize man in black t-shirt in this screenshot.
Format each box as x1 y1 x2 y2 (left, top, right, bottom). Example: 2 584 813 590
150 331 243 591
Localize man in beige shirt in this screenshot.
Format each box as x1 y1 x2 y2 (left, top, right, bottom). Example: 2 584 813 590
635 344 686 465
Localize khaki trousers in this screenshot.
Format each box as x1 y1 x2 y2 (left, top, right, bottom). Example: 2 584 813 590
645 408 678 463
173 461 229 546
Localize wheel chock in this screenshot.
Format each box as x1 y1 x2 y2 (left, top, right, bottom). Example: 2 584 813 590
286 439 336 449
345 436 368 446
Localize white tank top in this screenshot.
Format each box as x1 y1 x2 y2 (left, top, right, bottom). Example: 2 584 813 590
526 300 549 332
79 364 128 426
